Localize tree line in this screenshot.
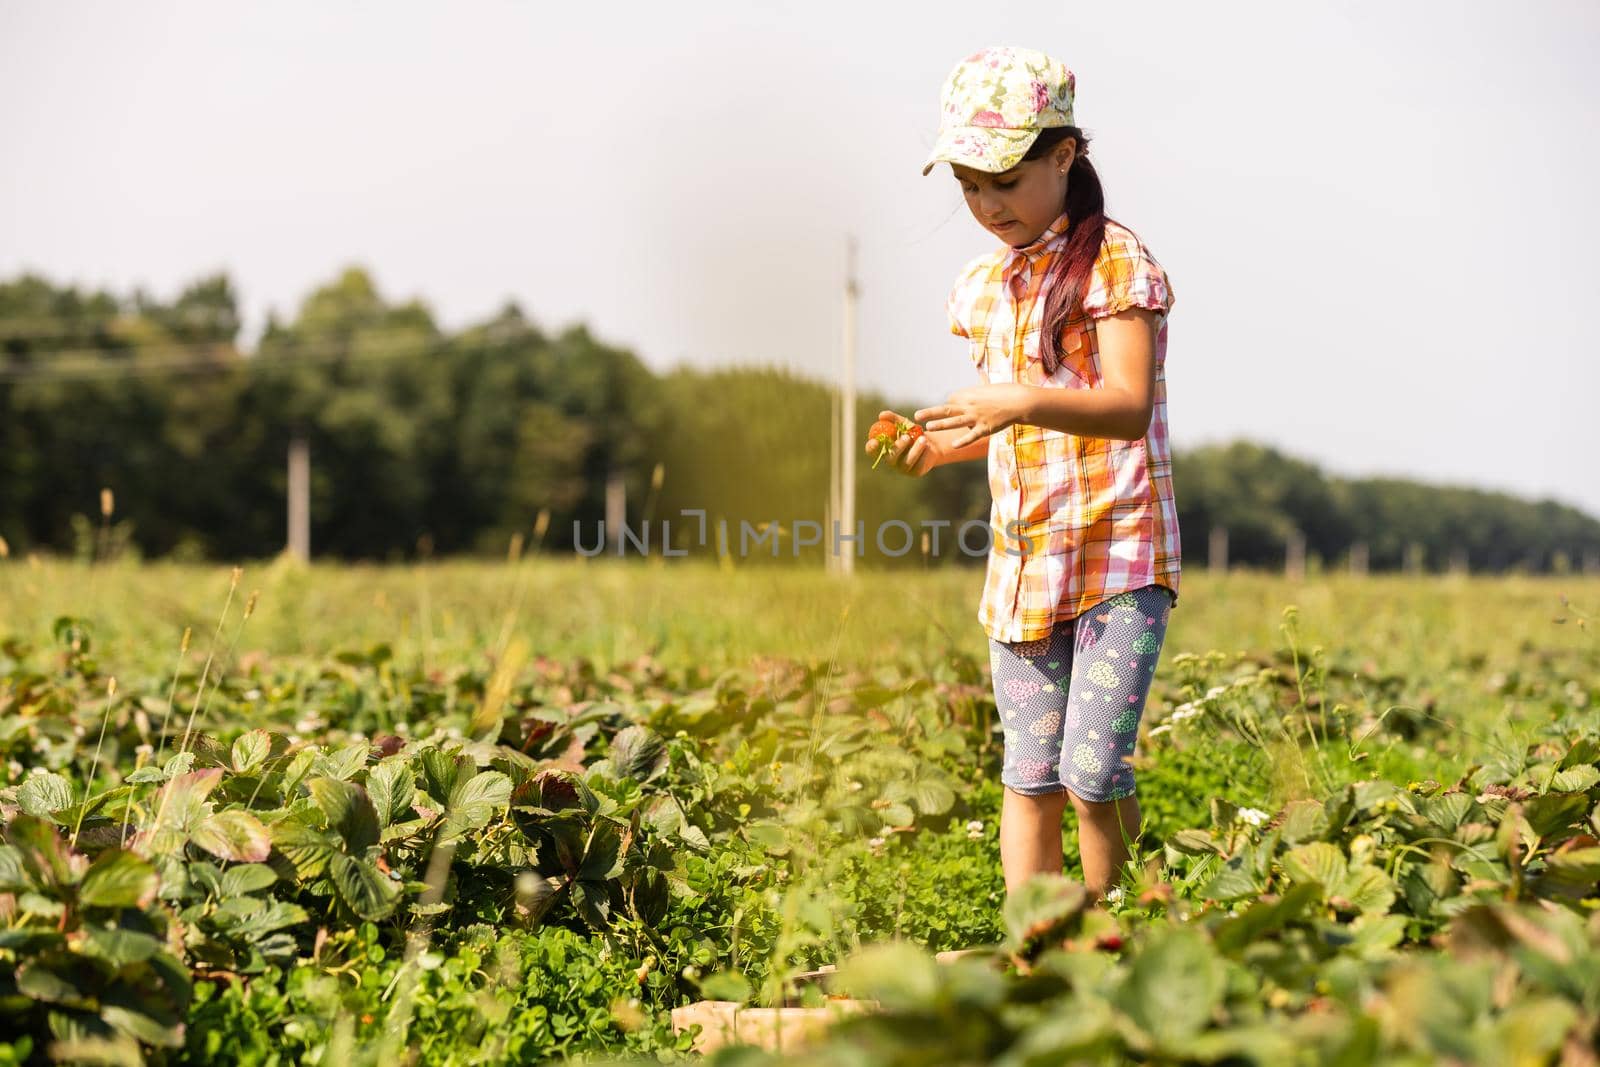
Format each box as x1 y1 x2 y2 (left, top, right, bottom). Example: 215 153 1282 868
2 267 1596 572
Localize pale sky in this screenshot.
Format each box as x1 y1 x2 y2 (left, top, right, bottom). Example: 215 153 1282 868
3 0 1596 517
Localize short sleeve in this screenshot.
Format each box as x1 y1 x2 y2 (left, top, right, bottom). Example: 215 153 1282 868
945 252 996 340
1080 224 1175 321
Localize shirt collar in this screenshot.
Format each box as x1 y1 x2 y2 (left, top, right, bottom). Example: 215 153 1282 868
1000 209 1073 279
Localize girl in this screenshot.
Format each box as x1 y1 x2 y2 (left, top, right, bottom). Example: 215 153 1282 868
868 45 1181 903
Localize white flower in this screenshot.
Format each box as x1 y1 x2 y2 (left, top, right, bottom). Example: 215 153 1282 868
28 766 48 777
1236 807 1270 827
444 726 463 740
1103 886 1125 905
243 688 262 701
1204 686 1228 702
1148 724 1173 736
867 836 886 849
134 743 153 756
848 780 863 791
6 760 22 778
394 722 410 734
349 731 366 741
966 820 984 833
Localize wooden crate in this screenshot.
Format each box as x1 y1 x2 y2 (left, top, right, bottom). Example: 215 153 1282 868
670 997 877 1054
669 945 1002 1053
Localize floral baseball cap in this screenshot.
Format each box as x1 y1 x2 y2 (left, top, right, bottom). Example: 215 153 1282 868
920 46 1076 177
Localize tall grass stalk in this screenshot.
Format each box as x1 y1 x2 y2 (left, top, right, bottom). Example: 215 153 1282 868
71 676 117 848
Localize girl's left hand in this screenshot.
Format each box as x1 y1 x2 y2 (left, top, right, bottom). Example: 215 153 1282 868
915 384 1032 450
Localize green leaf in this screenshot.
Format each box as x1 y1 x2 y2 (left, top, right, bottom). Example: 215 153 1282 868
78 927 161 966
578 824 623 882
1168 829 1223 855
149 768 224 837
1524 793 1588 837
1550 765 1600 793
1422 792 1474 832
0 843 30 892
1202 854 1263 902
1283 842 1348 891
880 802 915 827
834 941 940 1012
1116 927 1226 1047
367 761 416 828
570 879 612 930
1214 881 1321 952
78 850 159 909
270 810 339 878
7 815 84 891
101 1002 184 1048
16 962 94 1009
17 772 74 818
607 725 667 783
419 748 471 807
219 863 278 896
191 809 271 863
1278 799 1327 843
328 852 401 920
307 777 381 852
1558 737 1600 770
439 771 512 842
231 730 271 774
1338 865 1398 914
910 778 956 816
316 740 371 781
1001 873 1089 951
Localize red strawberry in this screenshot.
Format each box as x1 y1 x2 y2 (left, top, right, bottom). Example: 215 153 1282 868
867 420 900 469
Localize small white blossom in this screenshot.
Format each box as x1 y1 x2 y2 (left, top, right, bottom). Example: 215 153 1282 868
867 836 886 849
1103 887 1125 905
966 820 984 833
134 743 153 756
243 688 262 701
1204 685 1228 701
848 780 863 791
394 722 410 734
444 726 463 740
1236 807 1270 827
6 760 22 778
28 766 48 777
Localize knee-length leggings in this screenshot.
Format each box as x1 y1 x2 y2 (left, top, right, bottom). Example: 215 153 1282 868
988 583 1176 802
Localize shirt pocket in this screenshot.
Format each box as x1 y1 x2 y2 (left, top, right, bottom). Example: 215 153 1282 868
1049 321 1098 388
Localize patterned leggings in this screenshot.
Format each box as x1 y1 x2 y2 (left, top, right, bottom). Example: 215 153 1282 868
988 584 1176 802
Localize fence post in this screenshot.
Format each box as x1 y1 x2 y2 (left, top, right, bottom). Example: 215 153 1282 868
1286 529 1306 581
1209 525 1228 574
287 436 310 562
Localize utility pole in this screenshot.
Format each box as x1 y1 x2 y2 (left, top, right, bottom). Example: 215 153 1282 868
287 435 310 561
838 236 858 576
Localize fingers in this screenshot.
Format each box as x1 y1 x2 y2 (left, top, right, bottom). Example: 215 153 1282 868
878 409 900 422
903 436 928 474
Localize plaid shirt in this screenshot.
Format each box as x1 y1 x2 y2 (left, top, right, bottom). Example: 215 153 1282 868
947 211 1181 643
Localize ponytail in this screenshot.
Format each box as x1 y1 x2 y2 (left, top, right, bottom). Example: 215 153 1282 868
1023 126 1114 371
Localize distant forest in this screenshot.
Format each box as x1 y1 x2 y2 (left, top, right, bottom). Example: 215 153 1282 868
3 268 1597 572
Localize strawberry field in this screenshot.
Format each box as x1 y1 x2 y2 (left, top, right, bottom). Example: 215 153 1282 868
0 560 1596 1065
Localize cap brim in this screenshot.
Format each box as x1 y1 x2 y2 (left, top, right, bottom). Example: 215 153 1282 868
920 125 1042 177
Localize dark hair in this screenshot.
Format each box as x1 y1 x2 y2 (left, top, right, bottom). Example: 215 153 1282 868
1021 125 1117 370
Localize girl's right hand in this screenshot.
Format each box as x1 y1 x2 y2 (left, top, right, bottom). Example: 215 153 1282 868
865 410 943 478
